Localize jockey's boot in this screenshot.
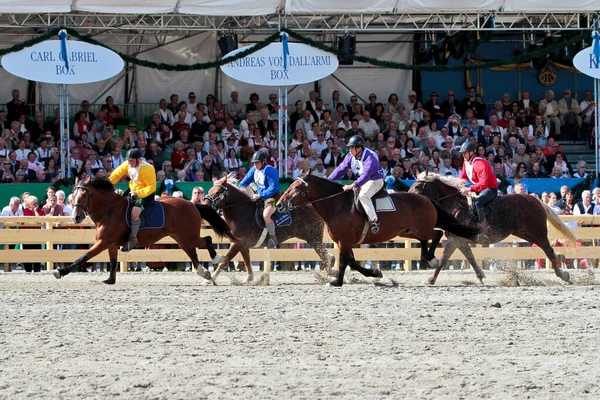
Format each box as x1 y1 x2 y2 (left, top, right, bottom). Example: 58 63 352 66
475 207 486 224
370 218 380 234
266 221 279 249
122 220 141 252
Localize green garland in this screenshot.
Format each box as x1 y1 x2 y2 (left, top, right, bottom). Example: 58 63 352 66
1 27 593 72
66 28 281 71
0 28 59 56
281 28 592 72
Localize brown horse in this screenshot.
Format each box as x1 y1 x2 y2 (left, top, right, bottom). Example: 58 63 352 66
277 174 483 287
409 173 576 285
51 177 235 284
203 175 335 282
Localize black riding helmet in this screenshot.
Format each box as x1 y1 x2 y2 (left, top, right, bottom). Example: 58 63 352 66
458 141 477 154
347 135 366 148
251 149 268 163
126 148 142 160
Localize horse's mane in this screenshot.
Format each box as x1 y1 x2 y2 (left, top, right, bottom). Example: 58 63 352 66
416 171 465 190
304 174 344 190
214 175 250 199
88 176 116 192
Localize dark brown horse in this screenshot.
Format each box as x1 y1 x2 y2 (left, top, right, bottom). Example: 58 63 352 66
277 174 483 287
51 177 235 284
203 175 335 282
409 173 576 284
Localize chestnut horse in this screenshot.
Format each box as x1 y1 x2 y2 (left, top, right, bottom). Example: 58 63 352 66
203 175 335 282
277 175 483 287
409 173 576 284
51 177 235 284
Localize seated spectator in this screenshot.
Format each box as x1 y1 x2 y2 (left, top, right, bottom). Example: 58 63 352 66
22 195 43 273
553 152 571 177
574 190 594 215
527 162 547 178
573 161 589 178
0 158 15 183
550 166 567 179
42 194 66 216
439 156 458 177
1 196 23 216
201 155 220 181
539 90 560 137
73 112 91 138
310 159 327 178
506 175 528 194
170 140 188 171
172 111 191 136
558 89 582 136
56 190 72 216
223 148 241 172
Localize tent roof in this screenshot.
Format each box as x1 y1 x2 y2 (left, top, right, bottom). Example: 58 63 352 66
0 0 598 15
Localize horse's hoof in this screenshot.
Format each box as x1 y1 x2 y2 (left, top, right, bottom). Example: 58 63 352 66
326 279 342 287
52 270 62 279
372 269 383 278
197 269 212 281
426 276 436 286
199 278 212 286
562 270 571 283
103 278 116 285
429 257 440 269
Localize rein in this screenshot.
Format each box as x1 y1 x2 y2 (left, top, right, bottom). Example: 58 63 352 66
205 183 254 210
288 177 346 209
72 184 127 218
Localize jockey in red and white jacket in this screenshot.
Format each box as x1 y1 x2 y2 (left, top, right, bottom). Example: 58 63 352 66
457 141 498 221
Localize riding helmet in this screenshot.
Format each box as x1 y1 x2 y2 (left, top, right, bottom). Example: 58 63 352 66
347 135 366 148
251 149 268 163
458 141 476 154
126 148 142 160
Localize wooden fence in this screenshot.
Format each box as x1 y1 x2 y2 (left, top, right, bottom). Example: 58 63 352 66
1 215 599 273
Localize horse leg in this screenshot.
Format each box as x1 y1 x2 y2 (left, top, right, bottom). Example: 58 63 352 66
210 241 242 282
103 246 119 285
348 251 384 279
240 247 254 283
52 240 110 279
455 240 486 284
427 236 458 285
309 239 336 276
425 230 444 268
521 235 570 283
194 235 226 282
180 244 215 285
329 248 350 287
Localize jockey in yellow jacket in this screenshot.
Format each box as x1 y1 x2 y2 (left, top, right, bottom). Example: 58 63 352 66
109 148 157 252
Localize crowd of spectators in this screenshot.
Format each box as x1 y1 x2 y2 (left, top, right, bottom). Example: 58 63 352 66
0 87 595 196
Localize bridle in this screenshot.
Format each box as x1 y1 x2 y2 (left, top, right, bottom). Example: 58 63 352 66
204 183 228 209
278 177 345 212
72 184 92 214
204 183 253 210
415 178 462 203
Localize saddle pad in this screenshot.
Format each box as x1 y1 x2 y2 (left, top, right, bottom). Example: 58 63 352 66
374 196 396 212
255 207 292 228
126 201 165 230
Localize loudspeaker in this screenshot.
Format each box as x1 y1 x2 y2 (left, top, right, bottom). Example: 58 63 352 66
337 36 356 65
218 34 238 57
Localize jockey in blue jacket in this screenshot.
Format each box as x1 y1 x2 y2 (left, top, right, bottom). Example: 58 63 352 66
239 149 281 248
328 135 385 233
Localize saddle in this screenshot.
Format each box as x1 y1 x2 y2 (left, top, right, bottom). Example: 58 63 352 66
125 200 165 230
254 202 292 229
353 186 396 218
466 192 499 223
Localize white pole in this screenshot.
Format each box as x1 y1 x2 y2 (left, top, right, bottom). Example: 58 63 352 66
59 85 66 179
65 85 72 178
594 78 600 179
284 85 289 177
278 86 283 178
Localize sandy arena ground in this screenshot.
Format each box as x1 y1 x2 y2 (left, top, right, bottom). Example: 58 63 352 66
1 269 600 399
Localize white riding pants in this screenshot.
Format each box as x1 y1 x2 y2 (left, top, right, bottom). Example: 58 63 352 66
358 178 384 222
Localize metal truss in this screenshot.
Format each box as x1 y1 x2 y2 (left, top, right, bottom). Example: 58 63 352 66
0 12 598 35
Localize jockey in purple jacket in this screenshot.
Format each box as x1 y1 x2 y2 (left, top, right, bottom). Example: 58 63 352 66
328 135 385 233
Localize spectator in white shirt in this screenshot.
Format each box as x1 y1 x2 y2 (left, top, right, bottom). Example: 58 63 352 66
15 140 30 162
296 109 315 138
220 119 239 141
310 130 328 154
358 110 380 140
1 196 23 216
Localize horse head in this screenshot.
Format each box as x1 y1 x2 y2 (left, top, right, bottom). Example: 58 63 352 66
409 171 465 204
277 175 309 213
205 180 230 209
71 176 93 224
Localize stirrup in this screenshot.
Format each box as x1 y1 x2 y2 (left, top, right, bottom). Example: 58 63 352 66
121 236 139 253
370 220 380 234
267 237 279 249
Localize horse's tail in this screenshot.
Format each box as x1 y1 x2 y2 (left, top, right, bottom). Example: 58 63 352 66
540 200 577 247
195 204 236 241
431 201 481 241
